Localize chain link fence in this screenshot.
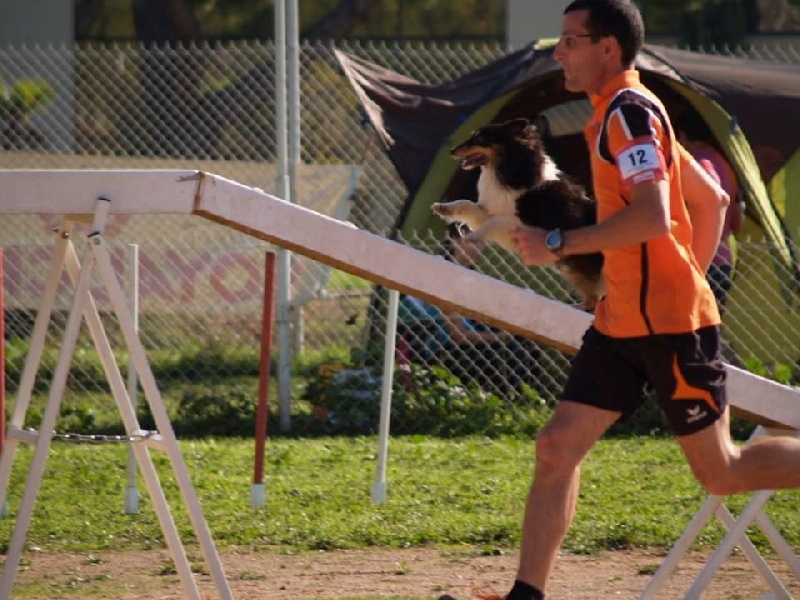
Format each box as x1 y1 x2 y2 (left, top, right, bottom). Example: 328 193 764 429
1 40 799 436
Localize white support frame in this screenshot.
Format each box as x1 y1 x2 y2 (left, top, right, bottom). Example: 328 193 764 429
639 425 800 599
0 198 233 600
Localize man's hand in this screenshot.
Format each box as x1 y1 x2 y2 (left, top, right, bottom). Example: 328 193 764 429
512 226 559 266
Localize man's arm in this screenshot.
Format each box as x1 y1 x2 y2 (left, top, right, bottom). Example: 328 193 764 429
512 179 670 266
514 101 678 266
679 145 730 272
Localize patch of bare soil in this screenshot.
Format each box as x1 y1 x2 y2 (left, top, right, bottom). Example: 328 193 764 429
5 546 799 599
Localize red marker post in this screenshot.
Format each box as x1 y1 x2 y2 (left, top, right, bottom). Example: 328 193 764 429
252 251 277 507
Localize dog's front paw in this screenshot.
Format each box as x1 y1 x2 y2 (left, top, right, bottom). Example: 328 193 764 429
463 230 485 244
432 202 457 220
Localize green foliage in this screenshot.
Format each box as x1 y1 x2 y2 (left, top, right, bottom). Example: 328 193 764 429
81 0 504 41
291 345 353 377
0 77 55 149
4 331 774 440
302 363 551 437
744 357 797 386
150 339 262 381
5 338 115 395
174 383 259 437
679 0 749 50
21 401 97 434
0 78 54 118
57 402 98 433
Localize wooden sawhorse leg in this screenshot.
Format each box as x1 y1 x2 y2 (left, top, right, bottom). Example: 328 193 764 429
0 199 234 599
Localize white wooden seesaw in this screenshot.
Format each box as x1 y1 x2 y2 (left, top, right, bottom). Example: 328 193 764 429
0 169 797 599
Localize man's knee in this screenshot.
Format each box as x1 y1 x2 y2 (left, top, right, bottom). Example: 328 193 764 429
535 424 584 473
691 461 745 496
680 420 745 496
695 471 743 496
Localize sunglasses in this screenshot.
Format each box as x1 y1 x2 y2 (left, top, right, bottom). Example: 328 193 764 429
557 33 606 50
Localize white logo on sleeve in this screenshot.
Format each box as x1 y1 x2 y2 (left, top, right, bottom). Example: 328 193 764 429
617 143 660 180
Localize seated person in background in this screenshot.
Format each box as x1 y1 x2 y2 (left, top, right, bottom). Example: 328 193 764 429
397 224 541 395
675 111 744 309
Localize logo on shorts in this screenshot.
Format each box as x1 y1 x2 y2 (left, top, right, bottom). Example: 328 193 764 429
686 405 708 424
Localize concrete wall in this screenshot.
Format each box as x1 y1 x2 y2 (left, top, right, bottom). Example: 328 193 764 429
0 0 74 151
507 0 563 50
0 0 72 44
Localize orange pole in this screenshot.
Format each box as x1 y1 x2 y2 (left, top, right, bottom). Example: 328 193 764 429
253 251 277 486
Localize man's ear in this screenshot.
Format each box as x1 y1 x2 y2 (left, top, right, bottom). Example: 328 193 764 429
602 36 620 62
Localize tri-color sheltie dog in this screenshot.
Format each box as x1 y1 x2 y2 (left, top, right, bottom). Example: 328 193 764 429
432 118 605 311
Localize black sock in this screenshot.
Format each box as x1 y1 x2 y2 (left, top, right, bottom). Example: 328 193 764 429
506 579 544 600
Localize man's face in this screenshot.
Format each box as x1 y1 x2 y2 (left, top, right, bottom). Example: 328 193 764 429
553 9 607 95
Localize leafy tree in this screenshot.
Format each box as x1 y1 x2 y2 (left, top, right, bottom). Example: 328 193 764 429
75 0 504 42
639 0 760 46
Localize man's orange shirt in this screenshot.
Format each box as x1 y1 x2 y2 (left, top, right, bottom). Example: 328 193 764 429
585 70 720 337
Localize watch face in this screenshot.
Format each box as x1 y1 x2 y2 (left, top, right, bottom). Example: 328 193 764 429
545 230 562 251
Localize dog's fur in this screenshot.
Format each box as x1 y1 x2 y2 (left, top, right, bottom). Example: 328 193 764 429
432 118 605 310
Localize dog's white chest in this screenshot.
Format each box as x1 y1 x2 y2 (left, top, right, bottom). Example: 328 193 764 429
477 168 521 215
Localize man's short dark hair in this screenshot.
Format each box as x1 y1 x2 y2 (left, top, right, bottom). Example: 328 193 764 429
564 0 644 66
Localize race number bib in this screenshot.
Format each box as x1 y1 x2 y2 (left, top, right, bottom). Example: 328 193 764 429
616 143 664 186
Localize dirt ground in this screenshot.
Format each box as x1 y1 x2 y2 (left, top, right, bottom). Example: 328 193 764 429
6 546 800 599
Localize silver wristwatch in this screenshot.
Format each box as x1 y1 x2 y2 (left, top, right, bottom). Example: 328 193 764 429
544 228 565 257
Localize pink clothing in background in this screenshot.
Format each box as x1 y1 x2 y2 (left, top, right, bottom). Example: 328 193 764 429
692 148 740 267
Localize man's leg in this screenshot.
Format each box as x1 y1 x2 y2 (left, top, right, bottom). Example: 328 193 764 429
679 408 800 495
516 401 620 594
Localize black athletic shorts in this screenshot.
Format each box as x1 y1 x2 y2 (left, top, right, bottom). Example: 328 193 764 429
562 325 727 436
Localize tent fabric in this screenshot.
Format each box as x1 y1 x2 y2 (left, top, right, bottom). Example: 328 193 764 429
336 43 800 244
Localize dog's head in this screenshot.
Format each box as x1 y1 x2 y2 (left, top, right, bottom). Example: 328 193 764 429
450 118 539 170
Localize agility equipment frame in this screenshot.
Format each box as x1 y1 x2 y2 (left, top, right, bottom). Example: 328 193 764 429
0 197 232 600
0 169 798 599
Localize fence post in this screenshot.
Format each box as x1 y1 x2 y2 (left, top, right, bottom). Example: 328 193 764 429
372 288 399 504
124 244 140 514
275 0 294 433
0 247 6 517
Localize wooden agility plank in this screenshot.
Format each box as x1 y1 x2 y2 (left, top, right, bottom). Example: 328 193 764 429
193 172 800 430
0 170 199 215
192 172 591 354
0 169 798 428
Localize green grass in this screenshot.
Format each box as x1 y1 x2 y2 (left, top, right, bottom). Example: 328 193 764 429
1 435 797 555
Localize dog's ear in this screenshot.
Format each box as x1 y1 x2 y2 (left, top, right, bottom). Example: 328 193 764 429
504 118 532 139
505 118 530 133
531 115 551 138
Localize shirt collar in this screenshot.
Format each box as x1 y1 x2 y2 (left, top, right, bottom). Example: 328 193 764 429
589 70 641 106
